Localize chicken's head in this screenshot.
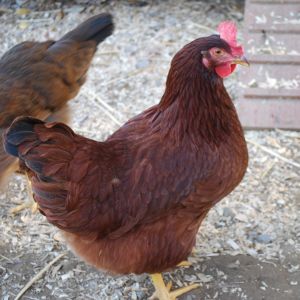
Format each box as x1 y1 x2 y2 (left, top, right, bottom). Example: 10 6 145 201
201 21 249 78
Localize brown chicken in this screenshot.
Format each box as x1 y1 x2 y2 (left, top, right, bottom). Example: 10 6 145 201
0 13 113 213
4 21 248 299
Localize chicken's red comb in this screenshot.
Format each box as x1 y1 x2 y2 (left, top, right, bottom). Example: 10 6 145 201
217 21 244 56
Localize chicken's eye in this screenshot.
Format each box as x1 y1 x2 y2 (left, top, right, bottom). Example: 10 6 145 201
214 49 223 55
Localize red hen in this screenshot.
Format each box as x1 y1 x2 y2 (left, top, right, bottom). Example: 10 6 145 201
4 21 248 299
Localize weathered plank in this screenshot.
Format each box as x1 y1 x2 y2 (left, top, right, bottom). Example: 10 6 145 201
237 0 300 129
236 99 300 129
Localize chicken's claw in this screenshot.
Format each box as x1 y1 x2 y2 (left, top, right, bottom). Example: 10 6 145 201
149 273 199 300
10 200 38 215
177 260 192 267
10 175 38 215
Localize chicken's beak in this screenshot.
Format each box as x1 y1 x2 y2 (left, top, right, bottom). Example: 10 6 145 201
232 56 250 67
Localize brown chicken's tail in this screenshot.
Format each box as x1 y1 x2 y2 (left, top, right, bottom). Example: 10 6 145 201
59 13 114 46
3 115 81 194
4 117 43 160
4 116 98 231
4 116 75 219
4 116 74 180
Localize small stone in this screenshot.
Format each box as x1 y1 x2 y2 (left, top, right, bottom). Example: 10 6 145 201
165 16 177 26
136 58 149 69
131 291 137 300
66 5 85 13
277 199 285 206
15 8 31 15
248 231 258 242
215 221 226 228
235 214 248 222
248 79 258 87
227 260 240 269
136 290 146 299
223 207 235 218
197 273 213 283
19 21 28 30
184 274 197 281
61 271 73 281
111 294 120 300
227 239 240 250
124 45 137 55
256 234 273 244
133 274 147 283
261 281 268 287
288 265 299 273
132 282 139 290
247 248 258 256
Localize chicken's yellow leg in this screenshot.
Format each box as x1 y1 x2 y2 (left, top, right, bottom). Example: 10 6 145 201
177 261 192 267
176 247 197 267
149 273 199 300
10 175 38 214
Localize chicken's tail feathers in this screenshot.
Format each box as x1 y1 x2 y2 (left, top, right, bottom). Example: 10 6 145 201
4 117 43 159
59 13 114 45
4 116 76 178
4 117 96 232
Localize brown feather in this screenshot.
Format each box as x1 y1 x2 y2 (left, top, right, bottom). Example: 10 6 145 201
0 14 113 184
4 34 248 275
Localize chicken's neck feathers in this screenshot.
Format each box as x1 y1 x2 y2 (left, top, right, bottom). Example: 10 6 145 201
151 46 242 144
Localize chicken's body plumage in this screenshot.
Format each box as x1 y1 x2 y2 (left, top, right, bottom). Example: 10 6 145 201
0 13 113 186
4 35 248 276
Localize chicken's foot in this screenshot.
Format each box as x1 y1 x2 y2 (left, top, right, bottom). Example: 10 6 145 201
149 273 199 300
177 261 192 267
10 201 38 214
10 175 38 214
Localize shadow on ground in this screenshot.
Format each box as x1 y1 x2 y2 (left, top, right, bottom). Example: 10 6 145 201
183 253 300 300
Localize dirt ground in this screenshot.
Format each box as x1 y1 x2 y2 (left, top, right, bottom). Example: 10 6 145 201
0 1 299 299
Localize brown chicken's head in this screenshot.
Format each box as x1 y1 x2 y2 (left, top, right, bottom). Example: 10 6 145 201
201 21 249 78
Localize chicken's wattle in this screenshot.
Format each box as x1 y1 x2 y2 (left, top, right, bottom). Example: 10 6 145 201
215 63 236 78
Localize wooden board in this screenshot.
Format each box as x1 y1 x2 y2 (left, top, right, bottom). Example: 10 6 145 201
236 0 300 129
